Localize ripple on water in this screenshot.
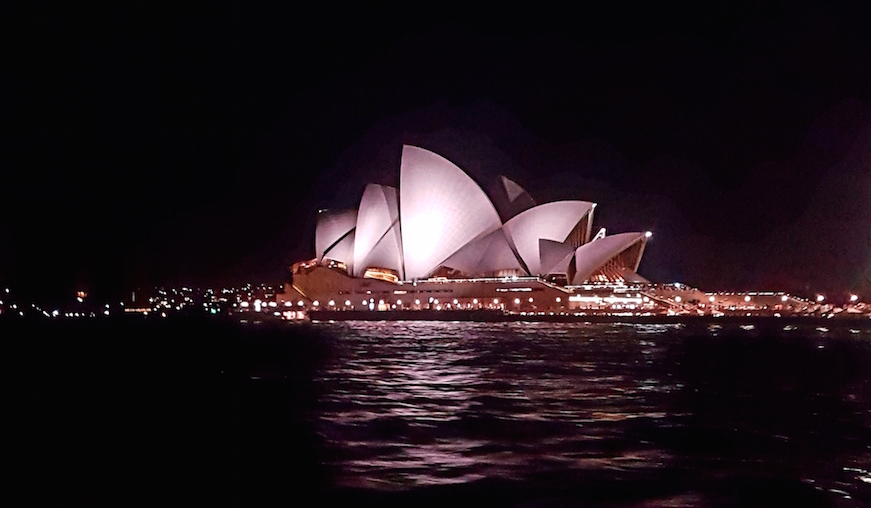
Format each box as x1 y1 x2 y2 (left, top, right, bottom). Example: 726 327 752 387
308 320 871 503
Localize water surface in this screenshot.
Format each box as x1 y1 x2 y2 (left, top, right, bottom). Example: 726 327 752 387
312 320 871 506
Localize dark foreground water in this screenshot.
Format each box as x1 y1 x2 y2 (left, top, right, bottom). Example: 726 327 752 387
6 316 871 506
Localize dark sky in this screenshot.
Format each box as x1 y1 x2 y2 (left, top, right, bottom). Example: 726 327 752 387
10 2 871 303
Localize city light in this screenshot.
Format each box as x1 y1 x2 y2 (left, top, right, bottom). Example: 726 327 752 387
3 276 864 322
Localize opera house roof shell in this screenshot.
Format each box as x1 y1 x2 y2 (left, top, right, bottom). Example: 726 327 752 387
314 145 649 285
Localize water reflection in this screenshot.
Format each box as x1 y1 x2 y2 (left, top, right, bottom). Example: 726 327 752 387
316 322 680 488
311 321 871 504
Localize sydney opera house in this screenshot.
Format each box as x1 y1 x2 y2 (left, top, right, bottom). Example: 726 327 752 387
279 145 654 313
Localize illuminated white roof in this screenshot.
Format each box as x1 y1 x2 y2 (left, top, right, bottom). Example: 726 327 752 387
399 145 502 279
501 175 529 202
571 232 646 284
310 146 650 283
440 228 524 275
315 209 357 262
323 231 355 268
357 222 403 276
503 201 594 275
483 175 536 223
539 239 575 275
352 184 402 277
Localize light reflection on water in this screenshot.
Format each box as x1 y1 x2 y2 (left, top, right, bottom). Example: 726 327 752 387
316 322 679 488
311 321 871 503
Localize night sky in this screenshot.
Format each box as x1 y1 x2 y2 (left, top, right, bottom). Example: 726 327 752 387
10 2 871 304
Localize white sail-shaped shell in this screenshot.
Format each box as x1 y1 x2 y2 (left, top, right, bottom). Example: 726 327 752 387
503 201 594 276
539 239 575 275
571 232 647 284
323 230 355 269
440 228 525 275
399 145 502 280
315 209 357 262
353 184 402 277
501 175 529 202
357 222 403 276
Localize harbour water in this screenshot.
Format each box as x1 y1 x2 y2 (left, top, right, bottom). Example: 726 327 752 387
9 316 871 506
313 320 871 506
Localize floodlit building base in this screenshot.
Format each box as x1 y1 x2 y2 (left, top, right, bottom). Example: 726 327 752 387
274 265 821 318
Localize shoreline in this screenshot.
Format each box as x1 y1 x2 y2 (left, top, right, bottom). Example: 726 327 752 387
306 309 871 326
